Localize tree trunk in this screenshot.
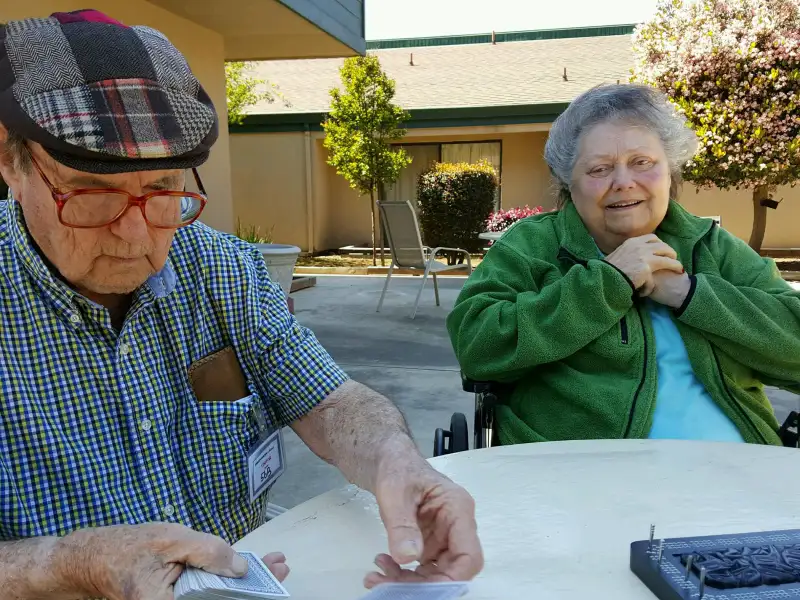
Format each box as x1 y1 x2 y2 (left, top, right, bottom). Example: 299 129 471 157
370 188 377 266
748 184 769 253
377 182 386 266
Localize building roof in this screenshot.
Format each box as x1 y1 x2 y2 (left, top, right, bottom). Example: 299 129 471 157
246 25 636 116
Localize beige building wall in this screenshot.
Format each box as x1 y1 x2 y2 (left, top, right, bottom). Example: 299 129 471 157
1 1 234 232
678 184 800 249
230 132 309 247
230 126 800 253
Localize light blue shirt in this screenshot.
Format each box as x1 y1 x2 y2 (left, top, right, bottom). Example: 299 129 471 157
646 300 745 442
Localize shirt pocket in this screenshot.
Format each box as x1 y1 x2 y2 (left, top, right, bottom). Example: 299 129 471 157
180 389 262 511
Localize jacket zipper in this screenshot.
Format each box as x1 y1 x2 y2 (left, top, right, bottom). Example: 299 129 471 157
558 247 641 433
711 346 767 443
624 304 648 437
689 222 766 443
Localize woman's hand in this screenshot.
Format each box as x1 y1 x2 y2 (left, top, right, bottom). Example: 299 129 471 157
604 234 684 296
649 270 692 309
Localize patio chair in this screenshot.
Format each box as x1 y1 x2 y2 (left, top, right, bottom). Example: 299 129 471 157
376 200 473 319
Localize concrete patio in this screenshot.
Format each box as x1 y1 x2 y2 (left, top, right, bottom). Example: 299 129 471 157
269 275 800 509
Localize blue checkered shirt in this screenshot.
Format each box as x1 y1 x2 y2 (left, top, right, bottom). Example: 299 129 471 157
0 199 348 544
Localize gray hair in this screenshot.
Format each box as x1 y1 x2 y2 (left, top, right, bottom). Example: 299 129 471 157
544 84 699 207
1 128 31 174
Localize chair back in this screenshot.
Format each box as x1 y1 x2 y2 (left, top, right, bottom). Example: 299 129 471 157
378 200 427 269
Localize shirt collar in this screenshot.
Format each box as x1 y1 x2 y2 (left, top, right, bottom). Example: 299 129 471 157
4 197 177 304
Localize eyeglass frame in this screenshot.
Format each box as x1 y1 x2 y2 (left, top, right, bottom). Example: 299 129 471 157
24 145 208 229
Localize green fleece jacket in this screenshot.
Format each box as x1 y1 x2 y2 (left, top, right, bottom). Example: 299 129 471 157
446 201 800 446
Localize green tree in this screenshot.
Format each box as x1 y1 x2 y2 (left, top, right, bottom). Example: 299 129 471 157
225 61 285 125
322 55 412 265
632 0 800 251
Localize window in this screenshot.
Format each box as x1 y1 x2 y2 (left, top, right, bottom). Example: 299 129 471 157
385 140 502 208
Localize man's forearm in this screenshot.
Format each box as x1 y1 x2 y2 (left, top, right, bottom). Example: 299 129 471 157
0 536 86 599
291 379 429 493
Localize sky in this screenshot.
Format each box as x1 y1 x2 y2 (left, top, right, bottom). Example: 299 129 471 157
365 0 661 40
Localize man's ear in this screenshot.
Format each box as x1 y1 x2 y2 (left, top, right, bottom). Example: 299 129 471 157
0 122 22 192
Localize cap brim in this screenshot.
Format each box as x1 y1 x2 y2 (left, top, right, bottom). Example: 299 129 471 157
43 146 210 174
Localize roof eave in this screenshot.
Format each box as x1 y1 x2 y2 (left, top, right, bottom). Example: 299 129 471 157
231 102 571 133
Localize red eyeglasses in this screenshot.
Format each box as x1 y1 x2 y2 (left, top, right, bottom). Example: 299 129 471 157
25 146 208 229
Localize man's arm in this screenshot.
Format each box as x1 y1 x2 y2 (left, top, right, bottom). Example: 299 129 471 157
0 524 247 600
0 536 84 599
291 379 427 494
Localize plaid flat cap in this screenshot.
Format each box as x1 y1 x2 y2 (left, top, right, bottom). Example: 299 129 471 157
0 9 218 174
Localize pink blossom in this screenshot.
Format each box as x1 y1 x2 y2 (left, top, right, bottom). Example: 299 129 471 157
485 205 552 233
632 0 800 189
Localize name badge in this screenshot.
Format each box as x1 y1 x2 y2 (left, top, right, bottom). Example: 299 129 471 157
247 428 285 504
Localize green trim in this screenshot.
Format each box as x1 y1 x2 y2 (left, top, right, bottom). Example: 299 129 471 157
278 0 366 55
231 103 569 134
366 24 636 50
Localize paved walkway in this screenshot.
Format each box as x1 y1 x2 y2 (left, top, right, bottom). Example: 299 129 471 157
269 275 800 509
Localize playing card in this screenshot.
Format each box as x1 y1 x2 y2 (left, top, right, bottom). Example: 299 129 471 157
357 582 470 600
174 551 289 599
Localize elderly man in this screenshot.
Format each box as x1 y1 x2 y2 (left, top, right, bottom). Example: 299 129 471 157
0 9 482 599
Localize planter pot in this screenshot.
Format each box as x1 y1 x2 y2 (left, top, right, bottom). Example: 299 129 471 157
254 243 301 297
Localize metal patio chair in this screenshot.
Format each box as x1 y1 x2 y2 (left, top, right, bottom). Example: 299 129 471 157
376 200 473 319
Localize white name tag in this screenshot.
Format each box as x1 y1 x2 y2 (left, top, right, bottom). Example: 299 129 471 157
247 428 285 504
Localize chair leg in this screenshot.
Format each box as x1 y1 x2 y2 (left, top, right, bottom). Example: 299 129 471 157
466 253 473 274
433 273 440 306
377 264 394 313
411 262 433 319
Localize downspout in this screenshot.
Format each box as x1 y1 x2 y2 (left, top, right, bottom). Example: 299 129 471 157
303 123 315 254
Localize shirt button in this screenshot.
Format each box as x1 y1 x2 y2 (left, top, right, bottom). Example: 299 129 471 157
140 419 152 432
69 313 81 325
163 504 175 517
120 343 131 356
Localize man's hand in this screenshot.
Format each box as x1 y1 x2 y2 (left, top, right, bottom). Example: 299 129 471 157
290 381 483 588
262 552 290 582
65 523 248 600
647 269 692 309
364 447 483 588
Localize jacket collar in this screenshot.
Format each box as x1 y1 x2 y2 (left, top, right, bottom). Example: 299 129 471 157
557 199 716 265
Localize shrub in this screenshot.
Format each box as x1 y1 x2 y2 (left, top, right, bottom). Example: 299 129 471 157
485 205 547 233
416 161 499 262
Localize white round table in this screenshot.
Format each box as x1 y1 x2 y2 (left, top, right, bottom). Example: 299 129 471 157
234 439 800 600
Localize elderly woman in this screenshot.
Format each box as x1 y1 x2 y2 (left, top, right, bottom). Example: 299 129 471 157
447 83 800 446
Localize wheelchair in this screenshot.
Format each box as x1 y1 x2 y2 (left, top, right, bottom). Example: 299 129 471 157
433 374 510 456
433 374 800 457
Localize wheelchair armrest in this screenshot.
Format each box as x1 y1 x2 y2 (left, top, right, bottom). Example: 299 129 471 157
461 376 496 394
779 411 800 448
461 372 511 396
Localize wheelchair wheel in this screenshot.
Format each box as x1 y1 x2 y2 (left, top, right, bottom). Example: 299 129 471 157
449 413 469 453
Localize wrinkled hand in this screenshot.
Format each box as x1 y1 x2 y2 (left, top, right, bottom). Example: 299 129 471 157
604 234 684 296
648 269 692 309
262 552 290 582
65 523 248 600
365 463 483 588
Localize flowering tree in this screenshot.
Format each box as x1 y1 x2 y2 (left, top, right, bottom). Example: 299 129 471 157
632 0 800 251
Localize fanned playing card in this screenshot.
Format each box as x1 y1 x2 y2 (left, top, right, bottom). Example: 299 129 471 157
357 582 470 600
